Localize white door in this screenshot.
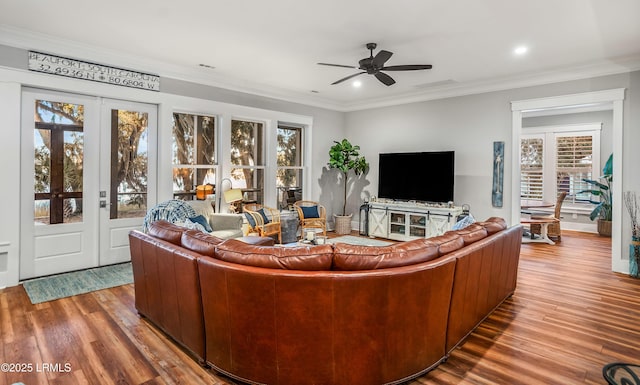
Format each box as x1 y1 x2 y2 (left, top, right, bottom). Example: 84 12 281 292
99 99 157 265
20 90 157 279
20 90 100 279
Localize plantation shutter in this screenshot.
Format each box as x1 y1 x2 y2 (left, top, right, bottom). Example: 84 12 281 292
520 137 543 200
556 134 593 204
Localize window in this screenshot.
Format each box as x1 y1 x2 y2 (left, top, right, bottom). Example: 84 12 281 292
172 113 217 200
520 137 543 200
556 134 594 204
230 119 264 205
520 124 601 207
276 125 303 210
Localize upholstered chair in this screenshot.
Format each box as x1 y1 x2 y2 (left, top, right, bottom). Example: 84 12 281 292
293 200 327 237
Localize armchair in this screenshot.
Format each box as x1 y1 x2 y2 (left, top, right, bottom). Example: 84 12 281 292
293 200 327 237
243 203 282 244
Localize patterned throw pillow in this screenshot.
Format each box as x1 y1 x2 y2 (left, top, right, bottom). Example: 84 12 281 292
184 218 208 233
452 213 476 230
188 214 212 232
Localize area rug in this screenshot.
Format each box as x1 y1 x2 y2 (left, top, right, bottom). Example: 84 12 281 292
329 235 392 247
23 262 133 304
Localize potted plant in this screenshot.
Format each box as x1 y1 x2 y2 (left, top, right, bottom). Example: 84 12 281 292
328 139 369 234
581 153 613 237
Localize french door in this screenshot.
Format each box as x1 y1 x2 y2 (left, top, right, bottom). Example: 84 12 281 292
20 89 157 279
99 99 157 266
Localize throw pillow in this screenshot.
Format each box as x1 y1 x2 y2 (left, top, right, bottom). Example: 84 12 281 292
184 218 208 233
257 208 271 224
244 212 257 228
301 205 320 218
452 213 475 230
188 214 212 232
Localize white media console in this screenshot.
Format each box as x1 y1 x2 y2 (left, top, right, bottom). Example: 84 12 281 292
367 201 463 241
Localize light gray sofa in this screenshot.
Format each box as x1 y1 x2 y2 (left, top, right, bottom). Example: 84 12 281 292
185 200 243 239
142 199 243 239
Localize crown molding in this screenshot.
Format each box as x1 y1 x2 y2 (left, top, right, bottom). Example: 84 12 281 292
1 24 639 113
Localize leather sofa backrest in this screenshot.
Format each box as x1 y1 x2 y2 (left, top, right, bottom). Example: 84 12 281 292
475 217 507 234
332 238 439 270
214 239 334 270
197 253 458 385
181 229 224 257
446 223 488 246
148 219 185 245
429 233 465 256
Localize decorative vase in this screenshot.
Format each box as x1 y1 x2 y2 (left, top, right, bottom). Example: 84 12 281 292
334 214 353 235
630 236 640 278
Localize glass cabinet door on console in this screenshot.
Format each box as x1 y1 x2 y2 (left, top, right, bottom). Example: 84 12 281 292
388 212 407 240
409 214 427 237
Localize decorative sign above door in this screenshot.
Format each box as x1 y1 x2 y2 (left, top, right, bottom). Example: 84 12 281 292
28 51 160 91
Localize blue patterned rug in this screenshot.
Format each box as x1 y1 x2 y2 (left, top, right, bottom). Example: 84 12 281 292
22 262 133 304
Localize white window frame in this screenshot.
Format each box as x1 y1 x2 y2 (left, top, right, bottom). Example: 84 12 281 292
171 111 220 199
276 124 304 209
521 123 601 212
229 117 267 204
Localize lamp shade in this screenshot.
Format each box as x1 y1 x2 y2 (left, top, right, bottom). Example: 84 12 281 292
224 188 243 203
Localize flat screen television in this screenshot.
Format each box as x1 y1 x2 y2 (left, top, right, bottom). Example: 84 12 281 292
378 151 455 203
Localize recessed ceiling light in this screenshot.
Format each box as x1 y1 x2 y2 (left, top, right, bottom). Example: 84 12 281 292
353 80 362 88
199 63 216 69
514 46 528 55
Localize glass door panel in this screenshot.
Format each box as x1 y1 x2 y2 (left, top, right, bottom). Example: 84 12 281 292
109 109 149 219
33 100 85 224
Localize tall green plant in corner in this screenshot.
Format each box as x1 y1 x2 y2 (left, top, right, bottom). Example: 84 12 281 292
580 153 613 237
328 139 369 216
582 153 613 222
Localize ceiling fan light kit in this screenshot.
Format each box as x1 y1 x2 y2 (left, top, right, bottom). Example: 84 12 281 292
318 42 432 86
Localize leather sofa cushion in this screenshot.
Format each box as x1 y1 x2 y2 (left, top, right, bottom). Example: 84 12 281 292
148 220 185 245
181 229 224 257
214 240 333 270
447 224 488 245
332 238 439 271
476 217 507 234
429 233 465 256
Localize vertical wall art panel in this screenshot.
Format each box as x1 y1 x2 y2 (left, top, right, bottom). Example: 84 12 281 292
492 141 504 207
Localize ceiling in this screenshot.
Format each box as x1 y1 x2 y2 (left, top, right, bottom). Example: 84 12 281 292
1 0 639 111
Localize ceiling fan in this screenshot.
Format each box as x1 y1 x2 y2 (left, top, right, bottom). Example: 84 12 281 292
318 42 432 86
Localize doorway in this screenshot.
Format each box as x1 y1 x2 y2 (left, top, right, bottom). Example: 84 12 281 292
511 88 625 273
20 89 157 279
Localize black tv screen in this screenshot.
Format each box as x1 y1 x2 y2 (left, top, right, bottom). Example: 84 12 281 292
378 151 455 203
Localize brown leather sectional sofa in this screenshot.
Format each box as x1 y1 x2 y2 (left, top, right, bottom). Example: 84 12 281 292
129 217 522 385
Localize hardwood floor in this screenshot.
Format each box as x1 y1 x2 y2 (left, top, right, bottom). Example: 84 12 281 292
1 231 637 385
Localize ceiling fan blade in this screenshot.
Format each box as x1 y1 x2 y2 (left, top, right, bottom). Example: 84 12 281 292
372 50 393 68
375 72 396 86
317 62 357 69
331 72 366 85
381 64 433 71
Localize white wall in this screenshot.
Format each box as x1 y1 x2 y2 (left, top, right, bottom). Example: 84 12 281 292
345 72 637 228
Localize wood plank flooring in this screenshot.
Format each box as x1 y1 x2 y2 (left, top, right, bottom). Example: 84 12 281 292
1 231 637 385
